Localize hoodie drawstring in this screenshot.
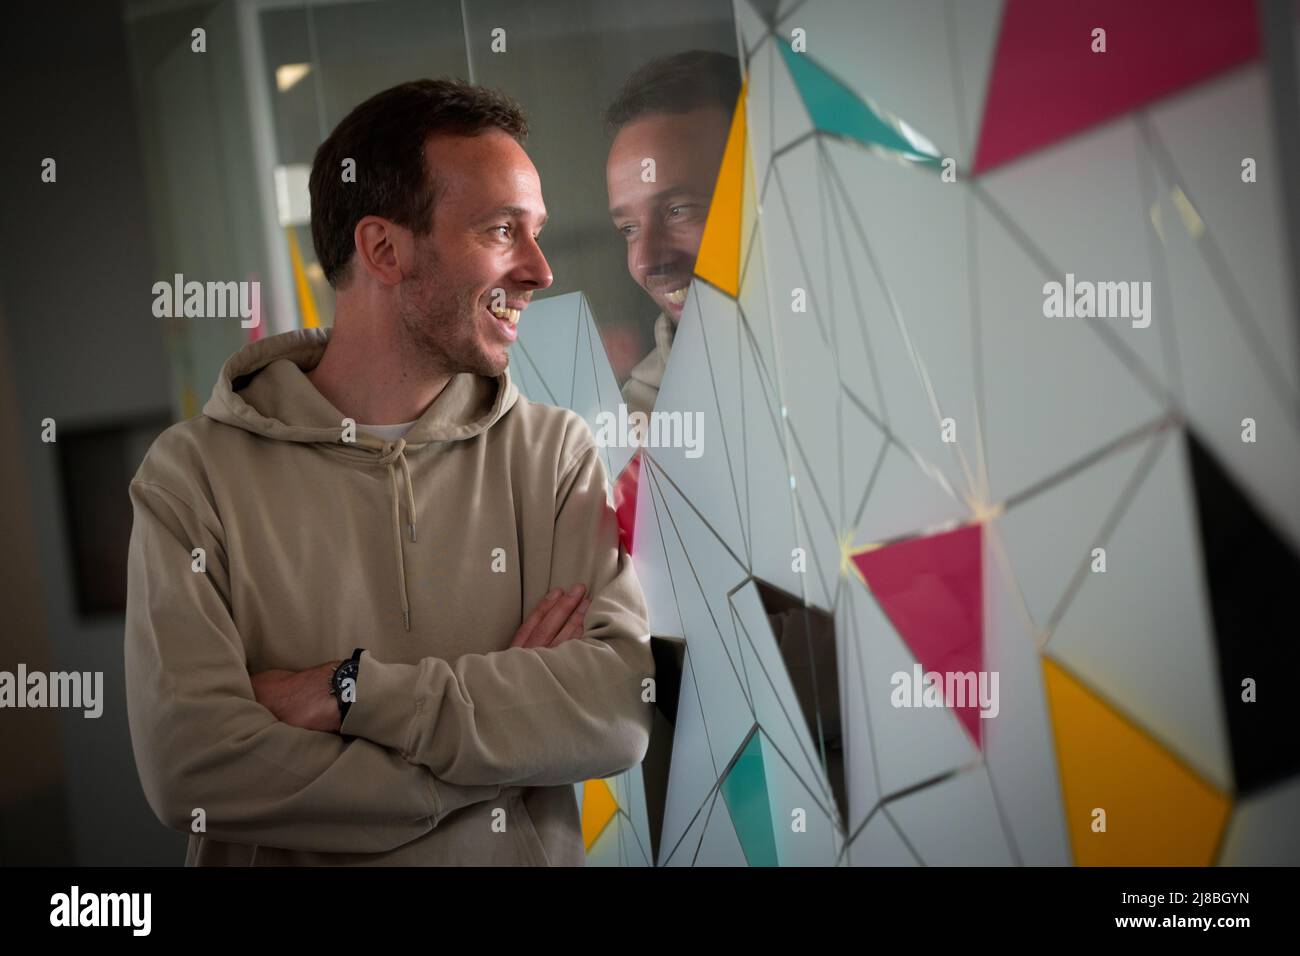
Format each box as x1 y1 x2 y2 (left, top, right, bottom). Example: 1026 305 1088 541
377 438 418 632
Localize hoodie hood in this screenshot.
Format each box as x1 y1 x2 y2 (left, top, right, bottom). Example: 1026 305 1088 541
203 327 518 448
202 327 519 631
625 311 675 397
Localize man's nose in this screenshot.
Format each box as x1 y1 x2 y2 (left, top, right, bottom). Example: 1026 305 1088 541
633 219 674 283
513 233 553 290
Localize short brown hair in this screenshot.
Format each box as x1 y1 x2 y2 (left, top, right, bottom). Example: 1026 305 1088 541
604 50 741 134
309 78 528 288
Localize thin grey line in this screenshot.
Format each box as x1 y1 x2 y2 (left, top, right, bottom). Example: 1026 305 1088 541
738 305 788 449
750 721 838 829
1133 115 1186 402
1002 413 1175 512
623 804 651 868
741 297 753 573
459 0 476 84
616 795 625 865
786 423 838 546
690 787 721 865
846 580 886 838
943 0 971 163
841 381 890 436
850 436 889 545
660 721 754 865
643 458 689 640
880 805 925 866
790 483 834 610
969 180 1179 412
771 128 818 164
567 296 582 407
880 764 969 808
981 759 1025 867
823 147 973 495
684 648 721 782
514 340 557 405
582 298 617 481
304 4 329 141
1043 426 1171 643
776 0 812 29
642 449 749 572
964 184 991 504
695 290 752 571
822 150 893 430
771 163 833 349
645 461 755 730
1142 117 1300 423
728 601 756 710
815 141 847 529
730 595 833 807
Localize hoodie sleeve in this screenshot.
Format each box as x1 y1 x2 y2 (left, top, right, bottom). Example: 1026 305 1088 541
340 429 656 788
124 478 501 854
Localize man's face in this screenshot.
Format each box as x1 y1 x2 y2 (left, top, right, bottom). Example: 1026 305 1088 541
606 107 731 324
397 130 552 378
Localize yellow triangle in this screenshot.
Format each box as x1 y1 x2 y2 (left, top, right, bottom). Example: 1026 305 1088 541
693 83 746 298
1043 658 1230 865
580 777 619 851
286 227 321 329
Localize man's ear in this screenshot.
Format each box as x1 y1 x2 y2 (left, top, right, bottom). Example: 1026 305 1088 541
353 216 412 286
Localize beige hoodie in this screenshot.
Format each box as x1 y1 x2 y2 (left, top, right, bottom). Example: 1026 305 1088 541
620 311 675 419
124 327 655 865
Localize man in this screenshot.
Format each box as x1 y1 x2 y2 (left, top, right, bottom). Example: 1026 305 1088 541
124 79 654 866
604 50 740 418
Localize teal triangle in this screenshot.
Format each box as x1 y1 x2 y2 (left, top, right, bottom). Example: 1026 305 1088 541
777 40 940 164
719 729 780 867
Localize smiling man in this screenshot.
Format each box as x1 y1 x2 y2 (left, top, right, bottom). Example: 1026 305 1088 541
124 79 654 866
605 51 740 418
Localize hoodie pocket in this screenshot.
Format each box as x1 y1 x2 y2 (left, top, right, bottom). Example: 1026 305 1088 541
510 789 552 867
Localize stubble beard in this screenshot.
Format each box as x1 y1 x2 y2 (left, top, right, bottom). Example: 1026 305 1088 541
396 255 501 380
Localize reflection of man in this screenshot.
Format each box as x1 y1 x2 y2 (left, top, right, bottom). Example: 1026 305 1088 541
605 51 740 418
125 80 653 866
604 56 845 821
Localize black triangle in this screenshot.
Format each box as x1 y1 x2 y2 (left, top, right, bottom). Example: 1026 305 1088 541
752 578 846 827
1186 430 1300 796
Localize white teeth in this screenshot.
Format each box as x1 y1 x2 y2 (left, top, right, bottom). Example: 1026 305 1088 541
664 286 689 306
489 306 521 325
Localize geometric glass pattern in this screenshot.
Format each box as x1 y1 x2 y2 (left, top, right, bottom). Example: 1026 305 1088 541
511 0 1300 864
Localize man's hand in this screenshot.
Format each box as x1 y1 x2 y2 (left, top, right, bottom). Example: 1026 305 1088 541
251 661 342 733
252 586 589 732
511 584 591 649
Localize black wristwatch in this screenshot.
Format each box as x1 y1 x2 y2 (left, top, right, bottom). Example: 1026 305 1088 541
329 647 364 722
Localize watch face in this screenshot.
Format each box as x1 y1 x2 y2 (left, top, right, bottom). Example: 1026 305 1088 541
334 660 358 695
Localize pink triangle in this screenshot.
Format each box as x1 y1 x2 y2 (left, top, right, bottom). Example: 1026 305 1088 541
972 0 1259 175
614 450 642 556
852 524 985 746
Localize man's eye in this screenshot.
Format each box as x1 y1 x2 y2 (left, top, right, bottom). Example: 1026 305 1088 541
618 224 637 237
492 225 510 238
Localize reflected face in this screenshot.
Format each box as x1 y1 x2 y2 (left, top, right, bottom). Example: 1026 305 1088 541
397 130 552 377
606 107 731 324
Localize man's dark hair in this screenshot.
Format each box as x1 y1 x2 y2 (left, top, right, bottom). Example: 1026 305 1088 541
604 50 741 134
309 78 528 288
